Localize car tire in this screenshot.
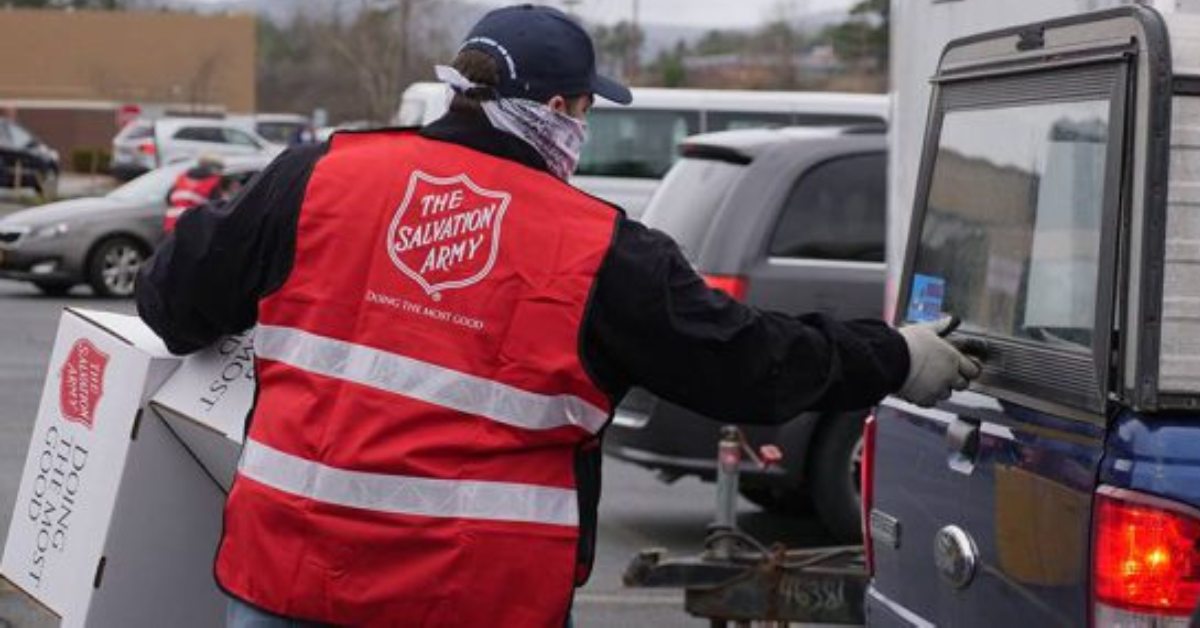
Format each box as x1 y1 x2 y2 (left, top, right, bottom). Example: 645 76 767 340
809 412 867 543
35 168 59 200
33 281 73 297
738 482 812 516
87 236 147 298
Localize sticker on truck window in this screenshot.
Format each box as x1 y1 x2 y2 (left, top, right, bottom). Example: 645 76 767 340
907 274 946 323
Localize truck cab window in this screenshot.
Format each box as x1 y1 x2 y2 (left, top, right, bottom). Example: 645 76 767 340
906 99 1110 350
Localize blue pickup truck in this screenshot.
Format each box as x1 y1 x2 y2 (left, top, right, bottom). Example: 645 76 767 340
866 6 1200 626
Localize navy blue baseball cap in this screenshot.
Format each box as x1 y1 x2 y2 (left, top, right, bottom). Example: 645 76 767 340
460 4 633 105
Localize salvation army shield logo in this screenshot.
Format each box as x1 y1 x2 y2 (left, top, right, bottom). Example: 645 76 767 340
387 170 510 300
59 338 109 429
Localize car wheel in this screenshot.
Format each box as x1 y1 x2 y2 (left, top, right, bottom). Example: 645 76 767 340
35 168 59 200
87 237 146 298
33 281 73 297
809 412 867 543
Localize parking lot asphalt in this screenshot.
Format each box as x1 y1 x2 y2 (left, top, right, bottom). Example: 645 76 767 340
0 279 836 627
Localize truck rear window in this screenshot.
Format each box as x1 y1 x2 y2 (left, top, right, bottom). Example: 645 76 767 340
641 157 745 261
904 98 1110 350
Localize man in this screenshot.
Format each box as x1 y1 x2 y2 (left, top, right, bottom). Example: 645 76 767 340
164 154 225 233
136 5 979 627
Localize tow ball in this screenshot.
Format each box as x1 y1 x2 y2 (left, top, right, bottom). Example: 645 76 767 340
622 426 869 627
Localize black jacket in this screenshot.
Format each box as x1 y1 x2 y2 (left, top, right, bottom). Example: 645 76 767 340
136 110 910 425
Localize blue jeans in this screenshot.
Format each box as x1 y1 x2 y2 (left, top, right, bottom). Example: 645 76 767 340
228 597 574 627
227 598 325 628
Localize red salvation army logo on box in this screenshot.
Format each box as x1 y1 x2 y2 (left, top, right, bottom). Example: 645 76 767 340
387 170 510 301
59 338 109 429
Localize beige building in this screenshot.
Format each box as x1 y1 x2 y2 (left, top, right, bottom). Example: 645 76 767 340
0 8 256 170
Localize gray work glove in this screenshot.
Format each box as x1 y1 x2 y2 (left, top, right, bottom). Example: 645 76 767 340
897 317 982 407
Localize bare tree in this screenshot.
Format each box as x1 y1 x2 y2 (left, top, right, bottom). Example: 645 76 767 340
591 21 642 83
763 0 803 89
320 0 448 124
185 51 225 114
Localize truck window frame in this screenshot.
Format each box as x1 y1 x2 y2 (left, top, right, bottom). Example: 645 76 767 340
897 60 1131 419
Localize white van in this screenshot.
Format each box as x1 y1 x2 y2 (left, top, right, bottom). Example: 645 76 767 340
395 83 888 217
228 113 315 147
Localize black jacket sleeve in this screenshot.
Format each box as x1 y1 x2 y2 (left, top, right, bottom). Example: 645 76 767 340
135 144 326 354
581 219 910 424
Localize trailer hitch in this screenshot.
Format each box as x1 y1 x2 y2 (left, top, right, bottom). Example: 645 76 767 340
622 426 868 626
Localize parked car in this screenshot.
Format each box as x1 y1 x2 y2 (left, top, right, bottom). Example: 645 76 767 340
110 118 158 180
230 113 315 147
0 118 60 197
315 120 375 143
867 6 1200 626
0 156 267 297
111 117 281 180
604 126 887 541
396 83 888 217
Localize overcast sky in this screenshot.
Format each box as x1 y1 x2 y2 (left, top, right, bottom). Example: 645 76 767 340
486 0 857 28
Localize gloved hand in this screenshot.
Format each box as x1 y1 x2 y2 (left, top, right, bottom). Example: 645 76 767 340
897 317 982 407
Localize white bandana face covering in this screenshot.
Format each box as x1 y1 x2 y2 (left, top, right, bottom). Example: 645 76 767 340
435 65 588 181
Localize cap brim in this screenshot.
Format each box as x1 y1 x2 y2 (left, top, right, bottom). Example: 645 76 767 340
591 73 632 105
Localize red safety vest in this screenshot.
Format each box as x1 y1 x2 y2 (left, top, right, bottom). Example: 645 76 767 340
165 172 220 232
216 131 618 627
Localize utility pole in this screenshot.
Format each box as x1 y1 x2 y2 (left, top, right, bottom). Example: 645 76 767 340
627 0 640 83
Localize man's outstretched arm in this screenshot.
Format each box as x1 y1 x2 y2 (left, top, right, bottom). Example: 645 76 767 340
583 220 971 424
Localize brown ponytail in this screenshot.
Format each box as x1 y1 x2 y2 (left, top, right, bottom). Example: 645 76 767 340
449 49 500 113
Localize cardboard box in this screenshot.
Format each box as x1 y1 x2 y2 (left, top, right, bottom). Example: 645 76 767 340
149 329 256 491
0 308 255 628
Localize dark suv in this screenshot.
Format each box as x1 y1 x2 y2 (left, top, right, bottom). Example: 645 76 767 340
604 126 886 540
0 118 59 197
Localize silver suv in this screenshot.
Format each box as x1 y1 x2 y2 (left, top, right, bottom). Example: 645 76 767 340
112 118 281 180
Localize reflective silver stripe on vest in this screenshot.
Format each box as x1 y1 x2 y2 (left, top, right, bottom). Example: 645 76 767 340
254 324 609 434
169 189 210 206
240 438 579 526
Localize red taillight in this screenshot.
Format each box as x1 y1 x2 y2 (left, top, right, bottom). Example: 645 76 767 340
861 413 877 575
1093 487 1200 616
137 140 156 156
702 274 748 301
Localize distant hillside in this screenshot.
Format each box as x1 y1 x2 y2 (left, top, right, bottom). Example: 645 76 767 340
639 9 847 60
130 0 854 91
134 1 845 57
132 0 486 32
